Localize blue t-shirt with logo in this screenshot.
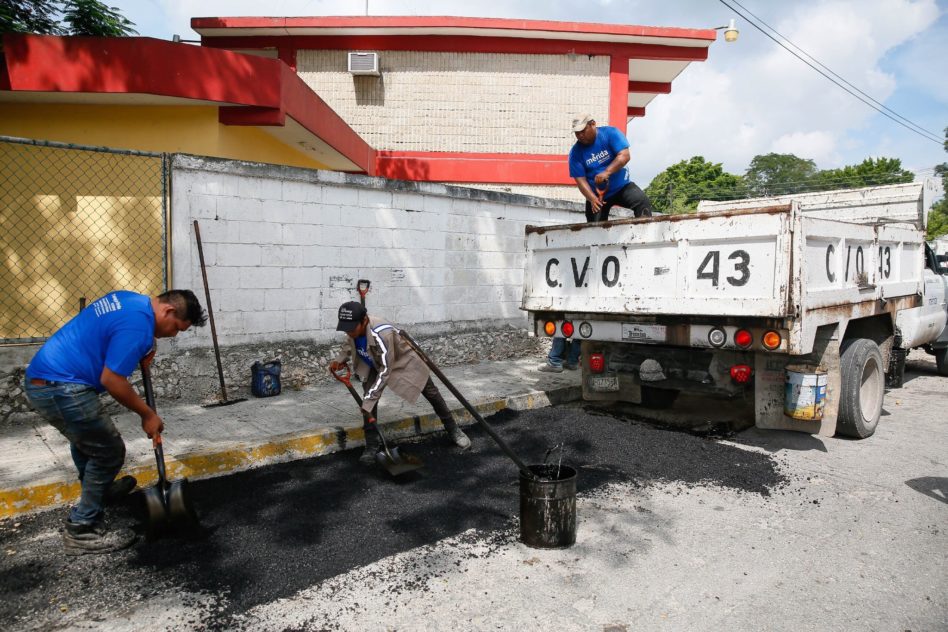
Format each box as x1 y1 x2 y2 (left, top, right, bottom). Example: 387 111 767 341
355 335 375 370
568 125 632 199
27 291 155 392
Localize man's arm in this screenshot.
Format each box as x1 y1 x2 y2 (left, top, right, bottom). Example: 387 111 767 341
361 327 397 413
593 148 631 187
575 177 604 213
100 367 164 438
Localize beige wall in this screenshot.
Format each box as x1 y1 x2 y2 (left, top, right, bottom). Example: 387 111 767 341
297 50 609 154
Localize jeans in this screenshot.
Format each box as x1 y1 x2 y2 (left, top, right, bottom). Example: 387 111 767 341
547 337 581 368
24 380 126 525
585 182 655 222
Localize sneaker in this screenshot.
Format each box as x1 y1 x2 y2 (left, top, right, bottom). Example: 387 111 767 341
564 364 579 371
103 475 138 506
63 520 137 556
538 363 563 373
447 427 472 450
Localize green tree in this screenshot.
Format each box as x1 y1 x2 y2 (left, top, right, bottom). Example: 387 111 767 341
744 153 818 196
927 126 948 240
812 157 914 191
0 0 63 34
0 0 135 36
61 0 135 36
645 156 745 215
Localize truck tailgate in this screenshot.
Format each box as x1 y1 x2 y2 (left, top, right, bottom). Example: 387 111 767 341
522 207 793 318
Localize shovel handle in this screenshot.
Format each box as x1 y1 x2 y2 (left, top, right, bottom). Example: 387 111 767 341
357 279 371 304
329 366 399 458
140 361 168 485
397 330 534 478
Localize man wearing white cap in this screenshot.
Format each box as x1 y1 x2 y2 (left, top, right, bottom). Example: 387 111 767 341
568 114 655 222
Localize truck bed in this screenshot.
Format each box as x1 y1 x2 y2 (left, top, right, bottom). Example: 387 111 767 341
522 201 924 321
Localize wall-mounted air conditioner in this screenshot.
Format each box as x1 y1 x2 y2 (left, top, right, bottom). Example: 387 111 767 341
348 52 380 76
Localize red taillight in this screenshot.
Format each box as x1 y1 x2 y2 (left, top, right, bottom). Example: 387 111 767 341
734 329 753 348
589 353 606 373
561 321 574 337
730 364 753 384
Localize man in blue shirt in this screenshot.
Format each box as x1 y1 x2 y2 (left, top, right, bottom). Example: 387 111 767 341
25 290 206 555
568 113 655 223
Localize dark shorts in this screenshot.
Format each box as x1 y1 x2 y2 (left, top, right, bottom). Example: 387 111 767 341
585 182 655 222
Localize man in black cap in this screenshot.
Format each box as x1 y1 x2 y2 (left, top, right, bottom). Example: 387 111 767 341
329 301 471 464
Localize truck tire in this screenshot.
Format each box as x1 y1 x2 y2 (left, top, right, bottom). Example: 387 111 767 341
936 347 948 376
640 386 679 409
837 338 884 439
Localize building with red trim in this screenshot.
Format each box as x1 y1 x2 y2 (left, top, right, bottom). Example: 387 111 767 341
1 16 715 199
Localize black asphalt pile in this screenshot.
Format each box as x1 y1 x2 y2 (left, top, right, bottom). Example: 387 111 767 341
0 404 788 630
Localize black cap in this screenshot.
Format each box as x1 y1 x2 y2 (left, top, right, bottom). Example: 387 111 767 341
336 301 367 332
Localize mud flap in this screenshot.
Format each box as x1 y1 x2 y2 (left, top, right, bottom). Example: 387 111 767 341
754 335 840 437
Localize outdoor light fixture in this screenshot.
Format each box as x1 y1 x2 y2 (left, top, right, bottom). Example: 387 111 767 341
715 19 739 43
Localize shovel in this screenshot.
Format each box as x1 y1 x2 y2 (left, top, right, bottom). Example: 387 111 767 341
329 366 424 477
140 363 201 536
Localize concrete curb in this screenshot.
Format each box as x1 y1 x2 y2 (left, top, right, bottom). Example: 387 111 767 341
0 385 581 519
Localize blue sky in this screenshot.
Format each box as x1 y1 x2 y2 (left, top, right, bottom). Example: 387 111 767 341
119 1 946 187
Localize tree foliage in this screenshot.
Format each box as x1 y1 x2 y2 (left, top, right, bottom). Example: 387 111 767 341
812 157 914 190
927 126 948 241
644 156 745 215
0 0 135 36
744 153 818 196
0 0 62 34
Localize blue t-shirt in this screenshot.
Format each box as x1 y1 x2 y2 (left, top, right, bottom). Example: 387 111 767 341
27 291 155 392
355 335 375 370
568 125 632 199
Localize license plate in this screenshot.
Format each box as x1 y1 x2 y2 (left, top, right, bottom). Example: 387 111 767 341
621 323 667 343
590 375 619 391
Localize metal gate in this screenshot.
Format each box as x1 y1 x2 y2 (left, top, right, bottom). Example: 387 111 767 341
0 137 167 343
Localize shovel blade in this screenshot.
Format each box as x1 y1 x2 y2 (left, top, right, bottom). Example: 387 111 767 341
375 447 424 477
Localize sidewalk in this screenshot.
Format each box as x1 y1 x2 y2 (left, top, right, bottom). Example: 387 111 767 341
0 358 581 519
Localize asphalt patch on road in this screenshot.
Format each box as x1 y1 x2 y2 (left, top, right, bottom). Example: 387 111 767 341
0 404 788 630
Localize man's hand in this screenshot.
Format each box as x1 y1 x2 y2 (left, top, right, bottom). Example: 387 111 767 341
594 172 609 187
589 196 603 214
141 411 164 439
329 360 347 373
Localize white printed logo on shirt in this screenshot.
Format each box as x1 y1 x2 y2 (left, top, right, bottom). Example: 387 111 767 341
92 293 123 317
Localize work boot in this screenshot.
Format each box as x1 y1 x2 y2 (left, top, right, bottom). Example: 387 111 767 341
445 424 471 450
63 520 137 556
103 475 138 506
538 363 563 373
360 430 382 465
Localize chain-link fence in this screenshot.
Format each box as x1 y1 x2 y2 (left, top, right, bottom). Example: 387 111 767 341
0 137 167 343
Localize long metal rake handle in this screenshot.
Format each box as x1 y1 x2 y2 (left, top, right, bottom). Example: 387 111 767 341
397 330 534 478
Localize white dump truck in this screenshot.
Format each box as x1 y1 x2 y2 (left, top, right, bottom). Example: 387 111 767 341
522 181 947 438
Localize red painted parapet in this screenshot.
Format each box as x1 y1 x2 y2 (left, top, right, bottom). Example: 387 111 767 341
375 151 573 185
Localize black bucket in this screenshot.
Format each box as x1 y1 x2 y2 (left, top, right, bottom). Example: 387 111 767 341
519 464 577 549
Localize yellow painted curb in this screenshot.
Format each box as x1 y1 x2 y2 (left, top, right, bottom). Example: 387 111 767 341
0 390 559 520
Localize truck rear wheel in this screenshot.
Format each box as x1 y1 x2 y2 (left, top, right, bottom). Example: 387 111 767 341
837 338 884 439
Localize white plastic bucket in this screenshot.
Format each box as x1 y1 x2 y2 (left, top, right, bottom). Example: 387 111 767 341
784 366 828 421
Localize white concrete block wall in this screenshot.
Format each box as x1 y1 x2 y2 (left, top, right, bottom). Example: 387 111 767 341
169 155 582 348
296 50 609 154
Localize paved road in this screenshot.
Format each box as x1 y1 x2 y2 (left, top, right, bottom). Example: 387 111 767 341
1 354 945 631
